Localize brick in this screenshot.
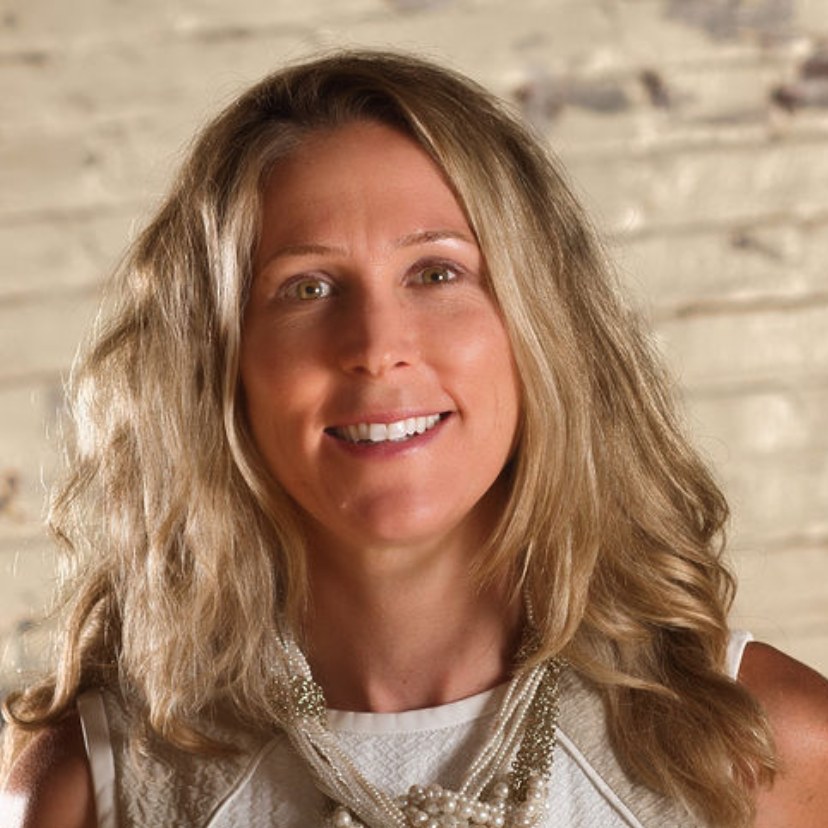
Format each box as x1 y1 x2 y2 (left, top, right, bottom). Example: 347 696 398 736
724 450 828 545
787 635 828 678
654 304 828 390
0 32 306 131
505 0 740 67
518 70 798 159
496 0 815 82
0 211 131 299
0 291 98 382
795 0 828 35
0 381 65 538
0 112 200 219
730 544 828 676
313 0 618 91
0 35 325 220
662 0 798 44
567 138 828 234
646 60 787 123
504 24 802 150
0 123 134 219
484 32 828 157
618 218 828 313
686 386 828 458
681 386 828 572
0 535 58 688
0 0 383 53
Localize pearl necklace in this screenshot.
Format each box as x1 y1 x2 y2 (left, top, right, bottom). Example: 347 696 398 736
273 626 564 828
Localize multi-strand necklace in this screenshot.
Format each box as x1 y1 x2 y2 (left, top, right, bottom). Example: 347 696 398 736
274 624 565 828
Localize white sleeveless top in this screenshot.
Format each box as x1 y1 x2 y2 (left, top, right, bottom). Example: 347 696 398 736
77 631 753 828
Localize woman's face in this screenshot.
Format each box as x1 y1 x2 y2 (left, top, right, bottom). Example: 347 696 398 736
241 121 520 554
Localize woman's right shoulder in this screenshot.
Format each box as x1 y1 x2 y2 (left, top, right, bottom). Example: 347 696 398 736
2 712 97 828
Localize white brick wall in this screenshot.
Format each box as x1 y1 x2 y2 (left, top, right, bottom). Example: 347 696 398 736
2 0 826 692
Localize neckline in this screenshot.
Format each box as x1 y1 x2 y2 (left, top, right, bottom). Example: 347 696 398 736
325 629 752 735
326 681 508 734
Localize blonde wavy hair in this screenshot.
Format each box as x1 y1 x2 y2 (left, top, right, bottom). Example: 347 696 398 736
3 50 774 826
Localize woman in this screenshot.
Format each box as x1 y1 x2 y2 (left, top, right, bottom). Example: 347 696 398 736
2 50 827 828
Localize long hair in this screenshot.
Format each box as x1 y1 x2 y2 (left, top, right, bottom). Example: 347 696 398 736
2 50 774 826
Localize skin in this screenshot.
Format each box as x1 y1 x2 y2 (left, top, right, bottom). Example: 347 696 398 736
743 644 828 828
4 122 828 825
240 121 523 712
242 122 520 557
2 715 96 828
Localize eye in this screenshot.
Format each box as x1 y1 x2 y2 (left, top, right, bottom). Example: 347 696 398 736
415 263 458 286
283 277 333 301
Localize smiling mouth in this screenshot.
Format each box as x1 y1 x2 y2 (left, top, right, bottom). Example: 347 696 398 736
328 413 448 444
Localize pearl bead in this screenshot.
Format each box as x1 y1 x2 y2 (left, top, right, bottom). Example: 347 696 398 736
492 781 510 801
527 776 544 793
332 807 353 828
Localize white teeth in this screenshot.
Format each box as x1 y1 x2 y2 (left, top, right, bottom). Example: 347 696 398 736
387 421 407 441
334 414 442 443
368 423 387 442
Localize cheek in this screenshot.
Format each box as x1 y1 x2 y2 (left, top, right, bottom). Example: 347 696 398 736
493 360 522 449
439 309 521 452
241 322 316 418
457 311 519 395
240 345 297 474
486 332 521 447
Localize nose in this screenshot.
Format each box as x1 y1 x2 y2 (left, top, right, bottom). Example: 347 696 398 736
337 289 418 377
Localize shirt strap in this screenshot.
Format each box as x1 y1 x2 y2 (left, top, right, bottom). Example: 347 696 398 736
77 690 117 828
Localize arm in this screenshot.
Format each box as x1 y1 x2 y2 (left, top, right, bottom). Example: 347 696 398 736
2 713 97 828
738 642 828 828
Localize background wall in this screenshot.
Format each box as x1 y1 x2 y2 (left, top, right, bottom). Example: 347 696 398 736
1 0 827 695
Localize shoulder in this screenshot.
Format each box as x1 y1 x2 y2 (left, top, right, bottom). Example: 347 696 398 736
738 642 828 828
2 713 96 828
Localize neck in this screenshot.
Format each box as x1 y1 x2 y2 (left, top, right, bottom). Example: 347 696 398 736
303 534 521 713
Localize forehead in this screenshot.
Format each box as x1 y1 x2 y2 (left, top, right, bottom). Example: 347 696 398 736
256 122 474 259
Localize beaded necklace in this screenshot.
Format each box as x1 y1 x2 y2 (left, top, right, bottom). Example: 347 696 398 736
274 625 564 828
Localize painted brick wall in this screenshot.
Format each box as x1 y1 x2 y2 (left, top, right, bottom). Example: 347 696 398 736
1 0 827 694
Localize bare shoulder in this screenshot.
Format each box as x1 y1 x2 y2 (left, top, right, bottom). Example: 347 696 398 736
738 642 828 828
2 713 96 828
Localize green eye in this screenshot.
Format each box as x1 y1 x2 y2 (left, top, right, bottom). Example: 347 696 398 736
419 265 456 285
289 278 332 300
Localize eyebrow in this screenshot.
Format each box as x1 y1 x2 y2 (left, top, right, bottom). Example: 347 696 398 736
262 229 476 266
392 229 476 248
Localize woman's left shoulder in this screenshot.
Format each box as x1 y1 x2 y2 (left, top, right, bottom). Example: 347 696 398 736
738 641 828 827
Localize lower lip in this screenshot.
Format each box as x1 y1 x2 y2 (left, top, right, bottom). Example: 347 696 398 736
325 414 450 458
